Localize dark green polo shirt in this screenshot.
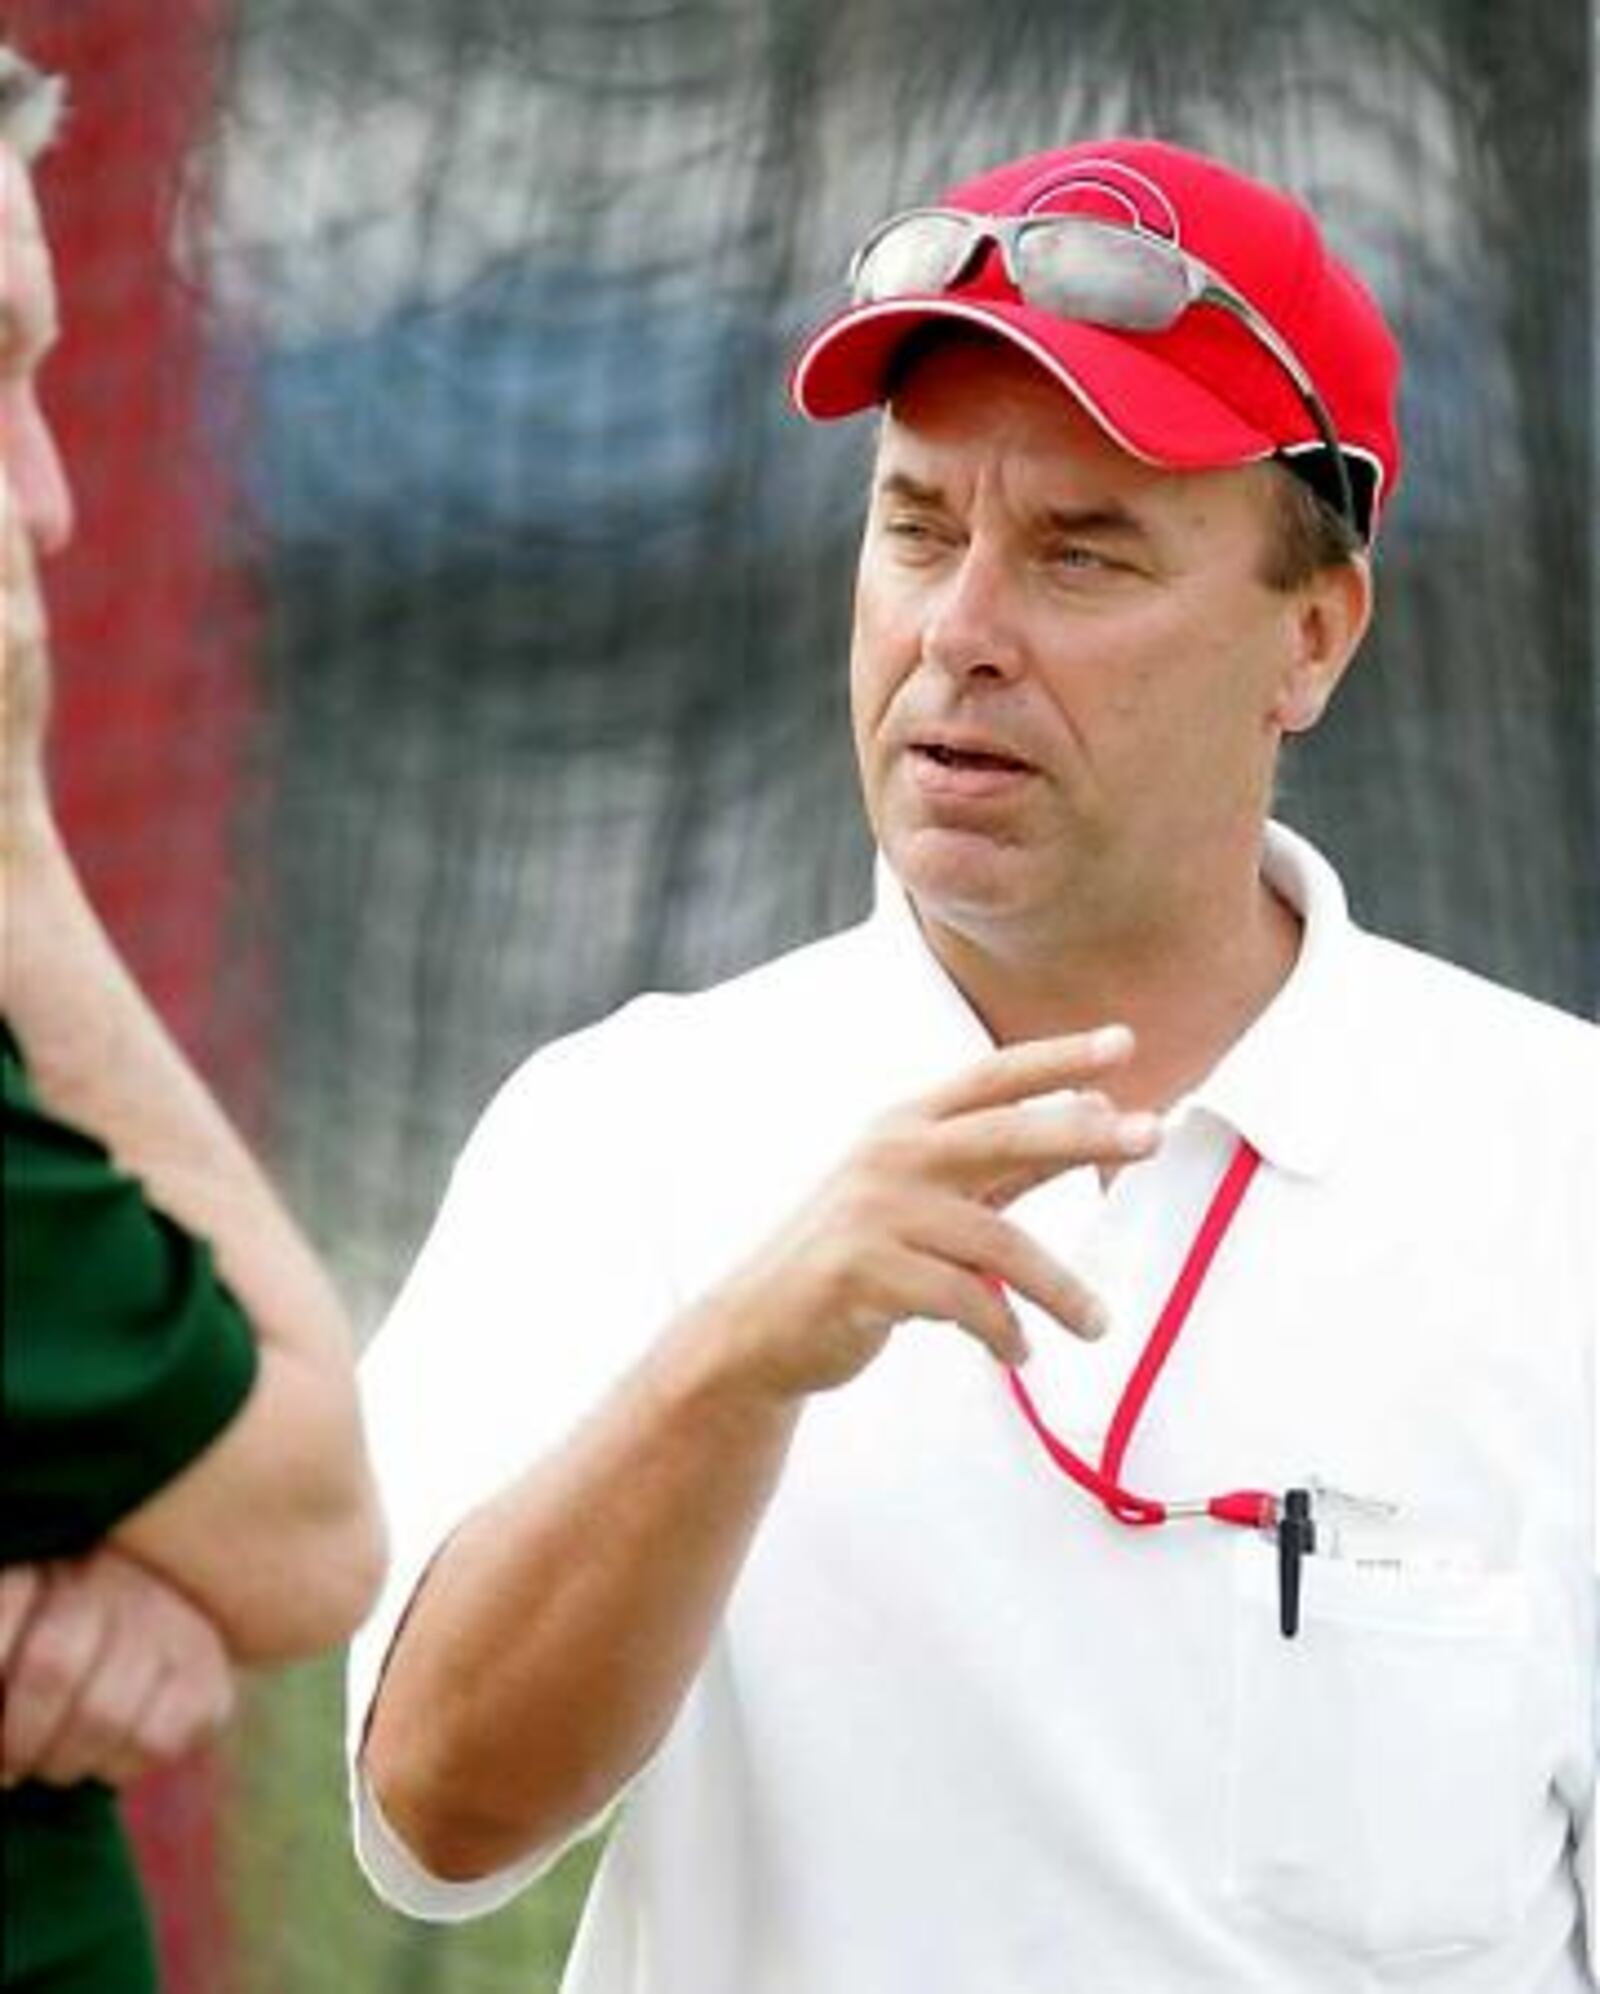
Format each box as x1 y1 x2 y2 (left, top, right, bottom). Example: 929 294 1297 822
2 1024 258 1990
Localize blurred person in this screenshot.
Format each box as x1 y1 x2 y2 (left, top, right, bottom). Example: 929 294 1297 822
0 43 385 1993
352 139 1596 1990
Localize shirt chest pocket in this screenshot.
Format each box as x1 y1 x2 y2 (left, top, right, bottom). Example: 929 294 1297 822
1223 1534 1538 1963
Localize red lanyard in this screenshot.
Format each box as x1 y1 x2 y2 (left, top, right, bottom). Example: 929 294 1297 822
1004 1137 1276 1531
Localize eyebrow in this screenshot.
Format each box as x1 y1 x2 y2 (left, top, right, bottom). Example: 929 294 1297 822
875 470 1153 544
1038 502 1151 544
874 470 946 508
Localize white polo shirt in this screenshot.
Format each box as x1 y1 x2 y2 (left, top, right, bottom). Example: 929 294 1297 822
349 823 1598 1992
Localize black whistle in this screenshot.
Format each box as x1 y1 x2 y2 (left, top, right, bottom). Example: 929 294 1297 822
1277 1487 1315 1640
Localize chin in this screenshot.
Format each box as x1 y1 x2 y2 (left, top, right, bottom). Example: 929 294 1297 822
883 822 1036 929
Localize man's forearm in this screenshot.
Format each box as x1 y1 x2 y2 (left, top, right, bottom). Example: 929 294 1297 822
363 1026 1154 1881
3 808 384 1658
363 1293 800 1882
5 811 314 1265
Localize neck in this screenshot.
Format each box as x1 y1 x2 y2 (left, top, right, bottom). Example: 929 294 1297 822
917 867 1302 1115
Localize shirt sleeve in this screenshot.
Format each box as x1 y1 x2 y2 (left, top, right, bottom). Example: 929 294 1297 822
1 1028 259 1565
1586 1576 1599 1971
346 996 682 1920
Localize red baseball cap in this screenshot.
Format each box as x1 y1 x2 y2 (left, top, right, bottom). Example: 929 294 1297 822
791 138 1402 537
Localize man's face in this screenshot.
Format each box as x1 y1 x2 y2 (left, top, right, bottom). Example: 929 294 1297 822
0 142 73 555
850 337 1341 963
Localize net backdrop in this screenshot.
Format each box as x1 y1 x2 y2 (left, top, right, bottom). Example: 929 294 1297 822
14 1 1596 1989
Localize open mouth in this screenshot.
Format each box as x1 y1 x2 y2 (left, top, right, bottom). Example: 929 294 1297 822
914 743 1031 773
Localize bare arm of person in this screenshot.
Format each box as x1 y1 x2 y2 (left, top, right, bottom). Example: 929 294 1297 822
1 509 385 1662
363 1027 1158 1881
0 1549 233 1791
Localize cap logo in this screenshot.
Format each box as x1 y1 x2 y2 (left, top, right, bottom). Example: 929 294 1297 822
1018 156 1181 245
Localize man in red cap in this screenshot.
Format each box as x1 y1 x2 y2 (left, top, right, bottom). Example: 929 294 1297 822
352 140 1595 1991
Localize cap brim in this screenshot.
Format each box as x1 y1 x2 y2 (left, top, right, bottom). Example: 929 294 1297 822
790 296 1278 473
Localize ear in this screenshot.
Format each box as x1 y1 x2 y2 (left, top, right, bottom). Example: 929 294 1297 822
1271 556 1373 735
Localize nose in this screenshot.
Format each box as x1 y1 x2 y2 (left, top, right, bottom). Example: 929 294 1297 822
2 388 76 556
919 539 1026 685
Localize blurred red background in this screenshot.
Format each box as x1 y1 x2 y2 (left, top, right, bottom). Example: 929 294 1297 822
13 3 259 1985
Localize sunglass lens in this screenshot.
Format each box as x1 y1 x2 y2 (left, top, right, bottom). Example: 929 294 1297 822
853 213 976 305
1014 221 1191 331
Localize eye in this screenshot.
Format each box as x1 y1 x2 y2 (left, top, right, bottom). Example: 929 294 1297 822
1041 539 1137 583
1048 542 1107 571
880 512 956 559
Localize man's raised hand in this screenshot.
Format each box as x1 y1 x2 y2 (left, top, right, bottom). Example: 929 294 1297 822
703 1024 1160 1401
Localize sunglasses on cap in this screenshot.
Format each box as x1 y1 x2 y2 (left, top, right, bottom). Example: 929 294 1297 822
848 208 1362 541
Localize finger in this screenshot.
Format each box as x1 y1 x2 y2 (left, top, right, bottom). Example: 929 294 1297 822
903 1195 1110 1344
135 1656 235 1769
875 1243 1029 1368
0 1565 45 1670
982 1106 1164 1211
52 1660 170 1792
2 1583 112 1784
32 1640 164 1788
922 1091 1162 1197
28 1557 235 1785
920 1024 1135 1120
53 1653 200 1791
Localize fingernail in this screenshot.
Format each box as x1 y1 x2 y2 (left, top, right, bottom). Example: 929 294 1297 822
1089 1024 1134 1058
1083 1302 1111 1340
1120 1112 1162 1149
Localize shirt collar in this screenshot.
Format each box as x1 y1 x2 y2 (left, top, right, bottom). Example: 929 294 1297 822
1181 822 1358 1180
865 819 1359 1180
